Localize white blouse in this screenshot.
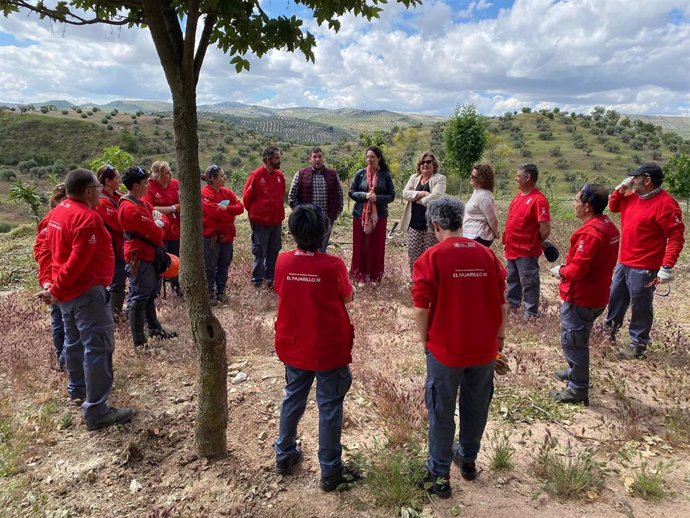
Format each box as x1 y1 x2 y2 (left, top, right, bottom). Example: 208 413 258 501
463 188 499 241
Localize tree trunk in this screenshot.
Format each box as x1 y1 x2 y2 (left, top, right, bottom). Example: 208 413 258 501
171 79 228 458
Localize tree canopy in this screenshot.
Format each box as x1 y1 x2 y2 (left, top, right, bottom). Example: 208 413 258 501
444 103 488 179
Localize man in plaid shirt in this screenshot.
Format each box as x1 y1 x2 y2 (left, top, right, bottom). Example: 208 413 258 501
288 147 344 252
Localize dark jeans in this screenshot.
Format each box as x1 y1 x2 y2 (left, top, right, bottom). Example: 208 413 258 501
127 260 162 334
109 254 127 293
560 302 605 397
506 256 540 317
425 350 495 477
604 263 657 346
60 285 114 425
275 364 352 477
50 303 65 366
251 223 282 286
203 238 233 297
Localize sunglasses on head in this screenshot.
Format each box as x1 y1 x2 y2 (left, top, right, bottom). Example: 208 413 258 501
580 183 594 204
208 164 222 175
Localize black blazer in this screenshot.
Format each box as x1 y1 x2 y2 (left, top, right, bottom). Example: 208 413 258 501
348 168 396 219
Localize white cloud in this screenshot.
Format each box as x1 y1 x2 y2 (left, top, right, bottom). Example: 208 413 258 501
0 0 688 116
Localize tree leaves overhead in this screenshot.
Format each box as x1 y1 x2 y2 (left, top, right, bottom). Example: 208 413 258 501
2 0 421 71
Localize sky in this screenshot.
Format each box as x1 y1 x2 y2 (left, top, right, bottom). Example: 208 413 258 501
0 0 689 117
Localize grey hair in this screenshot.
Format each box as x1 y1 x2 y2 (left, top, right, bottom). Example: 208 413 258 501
426 197 464 232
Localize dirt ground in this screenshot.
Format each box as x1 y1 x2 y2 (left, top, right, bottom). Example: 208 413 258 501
1 207 690 518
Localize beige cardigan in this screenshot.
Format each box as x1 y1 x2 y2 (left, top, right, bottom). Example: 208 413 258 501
400 173 447 232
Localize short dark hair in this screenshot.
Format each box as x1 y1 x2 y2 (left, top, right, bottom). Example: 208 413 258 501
96 164 118 185
263 146 281 163
426 197 464 232
519 163 539 182
121 166 150 189
65 169 97 197
580 183 609 215
288 204 328 252
309 147 324 157
472 163 495 192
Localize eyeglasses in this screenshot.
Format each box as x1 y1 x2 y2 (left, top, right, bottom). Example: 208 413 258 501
420 159 434 166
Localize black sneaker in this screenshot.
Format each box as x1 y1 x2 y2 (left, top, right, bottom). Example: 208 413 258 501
554 368 569 382
460 461 477 481
320 463 362 492
149 327 178 340
417 471 451 499
618 344 646 360
85 407 134 431
551 388 589 406
275 447 302 476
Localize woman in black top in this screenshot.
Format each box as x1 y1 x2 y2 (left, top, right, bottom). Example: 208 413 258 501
348 146 396 285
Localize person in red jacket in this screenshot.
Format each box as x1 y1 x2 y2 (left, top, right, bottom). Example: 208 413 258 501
502 163 551 318
34 183 67 370
549 184 620 404
413 197 507 498
243 146 286 289
273 204 360 492
118 166 176 348
95 164 126 320
604 163 685 359
201 165 244 304
36 169 133 430
143 160 182 297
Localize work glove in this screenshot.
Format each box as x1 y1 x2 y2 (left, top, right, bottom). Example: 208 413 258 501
154 219 165 228
152 210 163 220
615 177 634 192
549 265 562 279
658 266 674 284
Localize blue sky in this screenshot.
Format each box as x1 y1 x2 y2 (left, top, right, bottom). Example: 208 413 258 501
0 0 688 116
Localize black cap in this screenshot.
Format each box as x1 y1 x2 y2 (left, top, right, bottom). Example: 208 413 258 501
542 240 559 263
627 163 664 182
121 166 150 184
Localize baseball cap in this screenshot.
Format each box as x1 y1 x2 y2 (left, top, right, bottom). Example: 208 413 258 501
121 166 150 184
627 163 664 182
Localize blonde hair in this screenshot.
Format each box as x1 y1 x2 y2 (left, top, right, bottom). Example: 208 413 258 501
150 161 170 181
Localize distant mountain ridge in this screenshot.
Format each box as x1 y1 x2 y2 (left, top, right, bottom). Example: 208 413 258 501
2 99 689 138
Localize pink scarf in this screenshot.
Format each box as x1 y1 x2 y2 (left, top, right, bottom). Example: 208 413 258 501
362 166 379 235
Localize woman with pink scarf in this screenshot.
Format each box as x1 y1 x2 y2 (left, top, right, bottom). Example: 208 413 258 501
348 146 396 285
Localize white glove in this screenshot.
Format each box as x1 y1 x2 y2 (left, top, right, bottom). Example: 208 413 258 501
550 265 562 279
615 177 634 192
152 210 163 220
658 267 674 284
154 219 165 228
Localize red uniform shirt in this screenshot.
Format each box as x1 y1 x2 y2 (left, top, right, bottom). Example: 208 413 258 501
609 189 685 269
143 178 180 240
413 237 506 368
503 188 550 259
558 215 620 307
118 196 164 262
274 250 354 371
242 165 286 226
95 191 124 260
34 209 54 288
46 199 114 303
201 184 244 243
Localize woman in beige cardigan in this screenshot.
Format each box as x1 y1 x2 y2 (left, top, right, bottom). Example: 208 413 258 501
400 152 447 274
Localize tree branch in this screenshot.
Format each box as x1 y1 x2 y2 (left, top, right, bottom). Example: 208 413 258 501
6 0 144 26
194 12 217 84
